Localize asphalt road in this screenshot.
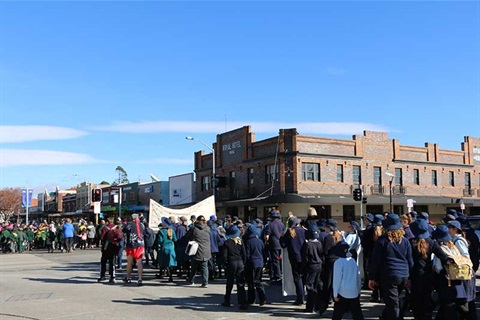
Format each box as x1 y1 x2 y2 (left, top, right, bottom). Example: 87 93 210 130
0 249 478 320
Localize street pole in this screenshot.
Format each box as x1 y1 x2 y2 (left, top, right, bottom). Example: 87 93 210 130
119 187 122 219
26 187 29 225
359 185 364 229
389 179 393 214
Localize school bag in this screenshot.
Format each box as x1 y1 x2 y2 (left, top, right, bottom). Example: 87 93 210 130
441 243 473 283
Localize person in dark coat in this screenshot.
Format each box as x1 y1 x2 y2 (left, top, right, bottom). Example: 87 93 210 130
207 220 224 281
282 217 306 305
360 213 374 289
221 225 247 310
301 224 324 314
303 207 319 228
143 221 155 267
409 219 450 320
174 216 189 277
400 214 414 240
457 216 480 273
243 222 266 306
98 217 122 283
186 215 211 287
263 210 285 283
369 214 413 320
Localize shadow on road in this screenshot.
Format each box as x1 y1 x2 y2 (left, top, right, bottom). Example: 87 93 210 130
24 276 96 285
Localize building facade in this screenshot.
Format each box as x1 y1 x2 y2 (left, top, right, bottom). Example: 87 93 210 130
192 126 480 226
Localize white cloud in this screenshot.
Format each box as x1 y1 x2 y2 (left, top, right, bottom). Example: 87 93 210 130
0 149 104 167
0 126 88 143
93 121 388 136
134 158 193 165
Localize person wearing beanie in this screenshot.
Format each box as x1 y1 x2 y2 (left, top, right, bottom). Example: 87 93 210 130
221 225 248 310
331 241 364 320
447 220 477 319
369 213 413 320
301 224 324 314
207 219 224 281
174 216 190 278
264 210 285 283
282 217 306 306
243 223 267 306
409 219 450 320
155 217 177 282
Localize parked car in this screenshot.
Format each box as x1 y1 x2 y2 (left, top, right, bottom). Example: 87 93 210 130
466 215 480 241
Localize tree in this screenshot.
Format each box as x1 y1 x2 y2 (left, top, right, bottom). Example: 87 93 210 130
113 166 129 185
99 181 110 185
0 188 22 222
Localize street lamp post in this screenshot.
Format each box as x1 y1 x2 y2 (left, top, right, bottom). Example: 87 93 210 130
385 172 395 213
186 136 215 199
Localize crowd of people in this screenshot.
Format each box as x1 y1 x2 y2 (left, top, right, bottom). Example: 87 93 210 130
1 208 479 320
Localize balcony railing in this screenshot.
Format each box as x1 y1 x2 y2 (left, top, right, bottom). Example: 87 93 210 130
393 186 406 195
463 188 474 197
371 185 385 195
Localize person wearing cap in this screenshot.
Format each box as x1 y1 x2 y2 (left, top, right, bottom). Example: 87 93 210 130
243 222 267 306
156 217 177 282
207 219 224 281
174 216 189 278
409 219 450 320
221 225 247 309
264 210 285 283
360 213 375 290
186 215 211 287
447 220 477 320
319 218 342 315
432 225 464 320
369 213 413 320
344 221 361 263
282 217 306 306
456 216 480 273
301 224 324 314
331 241 364 320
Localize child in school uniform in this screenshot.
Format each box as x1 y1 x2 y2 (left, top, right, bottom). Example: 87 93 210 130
301 224 324 314
331 241 364 320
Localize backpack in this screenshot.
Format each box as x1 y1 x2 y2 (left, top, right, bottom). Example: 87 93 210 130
441 243 474 283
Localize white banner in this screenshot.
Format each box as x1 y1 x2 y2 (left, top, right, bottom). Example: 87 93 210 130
149 196 216 230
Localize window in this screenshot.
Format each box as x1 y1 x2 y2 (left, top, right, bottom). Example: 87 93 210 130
432 170 438 186
373 167 382 185
353 165 362 185
265 165 279 184
342 205 355 222
312 205 331 219
395 168 403 186
393 205 404 215
337 164 344 182
465 172 471 188
128 191 135 200
302 163 321 181
248 168 254 186
413 169 420 185
449 171 455 186
202 176 210 191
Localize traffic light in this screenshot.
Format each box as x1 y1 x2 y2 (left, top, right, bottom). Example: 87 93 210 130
92 188 102 202
362 197 368 204
353 188 362 201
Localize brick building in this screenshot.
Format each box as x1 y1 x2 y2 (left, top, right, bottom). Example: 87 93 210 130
192 126 480 226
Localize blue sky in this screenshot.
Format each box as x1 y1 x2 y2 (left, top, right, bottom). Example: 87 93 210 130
1 1 479 196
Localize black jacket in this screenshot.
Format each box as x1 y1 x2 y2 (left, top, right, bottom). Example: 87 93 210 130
409 237 449 278
222 238 246 266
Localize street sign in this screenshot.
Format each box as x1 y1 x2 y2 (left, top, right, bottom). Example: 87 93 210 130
407 199 414 208
460 203 465 210
94 202 101 214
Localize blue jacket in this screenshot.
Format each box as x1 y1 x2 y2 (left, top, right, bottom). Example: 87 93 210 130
62 222 74 238
369 235 413 280
283 227 306 264
209 224 224 254
244 229 265 269
264 219 285 250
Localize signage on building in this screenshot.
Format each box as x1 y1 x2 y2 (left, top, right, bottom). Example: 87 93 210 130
473 146 480 164
144 185 154 193
221 139 244 165
222 140 242 155
172 189 180 197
